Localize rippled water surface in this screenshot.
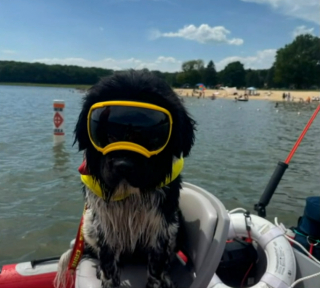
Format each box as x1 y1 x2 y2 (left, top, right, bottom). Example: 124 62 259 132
1 85 319 265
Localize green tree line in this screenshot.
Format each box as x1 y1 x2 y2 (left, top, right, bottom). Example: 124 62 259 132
0 61 114 85
0 34 319 89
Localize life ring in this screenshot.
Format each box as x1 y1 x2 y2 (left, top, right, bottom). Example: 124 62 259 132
209 213 296 288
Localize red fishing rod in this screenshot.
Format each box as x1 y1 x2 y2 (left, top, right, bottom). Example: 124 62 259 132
254 104 320 217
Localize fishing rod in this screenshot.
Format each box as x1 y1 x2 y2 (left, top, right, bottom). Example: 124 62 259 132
254 104 320 217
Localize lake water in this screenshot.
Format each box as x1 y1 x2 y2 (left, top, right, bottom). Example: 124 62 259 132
1 85 319 265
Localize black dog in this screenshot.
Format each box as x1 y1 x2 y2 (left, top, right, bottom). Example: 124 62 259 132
55 70 196 288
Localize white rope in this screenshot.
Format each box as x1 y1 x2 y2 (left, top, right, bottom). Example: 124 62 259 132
284 234 320 265
228 207 247 214
274 217 320 288
274 218 320 265
290 271 320 288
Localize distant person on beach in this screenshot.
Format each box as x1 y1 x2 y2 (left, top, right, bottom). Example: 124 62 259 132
282 93 286 100
286 92 290 101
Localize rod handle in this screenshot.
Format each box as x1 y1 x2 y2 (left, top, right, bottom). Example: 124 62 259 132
254 161 288 217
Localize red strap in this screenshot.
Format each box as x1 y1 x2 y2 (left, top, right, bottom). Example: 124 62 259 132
177 251 188 263
309 243 314 258
246 231 253 243
244 212 252 243
68 208 86 272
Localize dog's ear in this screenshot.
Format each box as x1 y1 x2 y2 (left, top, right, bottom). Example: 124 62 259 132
172 108 196 158
73 103 91 151
180 112 196 157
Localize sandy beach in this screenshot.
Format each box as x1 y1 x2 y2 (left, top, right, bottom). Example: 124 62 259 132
174 88 320 102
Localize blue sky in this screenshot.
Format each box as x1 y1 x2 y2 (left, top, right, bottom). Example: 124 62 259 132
0 0 319 72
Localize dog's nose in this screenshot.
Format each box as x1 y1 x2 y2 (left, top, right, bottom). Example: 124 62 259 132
112 159 134 176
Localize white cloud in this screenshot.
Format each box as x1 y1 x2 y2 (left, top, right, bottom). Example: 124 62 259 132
241 0 320 24
292 25 314 38
216 49 277 71
32 50 276 73
109 0 177 3
32 56 182 72
1 49 16 54
151 24 244 45
241 0 282 8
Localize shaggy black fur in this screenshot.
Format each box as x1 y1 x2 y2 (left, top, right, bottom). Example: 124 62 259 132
73 70 196 288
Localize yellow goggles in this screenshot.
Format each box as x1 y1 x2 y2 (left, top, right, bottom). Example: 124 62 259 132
87 101 173 158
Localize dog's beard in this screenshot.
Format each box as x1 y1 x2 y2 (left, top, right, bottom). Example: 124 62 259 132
111 179 140 200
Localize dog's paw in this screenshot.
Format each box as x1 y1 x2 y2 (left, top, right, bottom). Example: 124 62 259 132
96 265 102 280
146 282 176 288
96 267 120 288
101 279 118 288
146 275 176 288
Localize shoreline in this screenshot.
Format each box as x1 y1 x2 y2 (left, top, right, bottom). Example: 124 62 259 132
1 83 319 102
174 88 320 102
0 82 91 89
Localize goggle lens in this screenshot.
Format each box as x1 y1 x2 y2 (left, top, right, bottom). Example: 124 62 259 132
89 105 171 151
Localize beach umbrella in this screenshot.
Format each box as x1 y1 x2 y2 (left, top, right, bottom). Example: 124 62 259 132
196 83 206 91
